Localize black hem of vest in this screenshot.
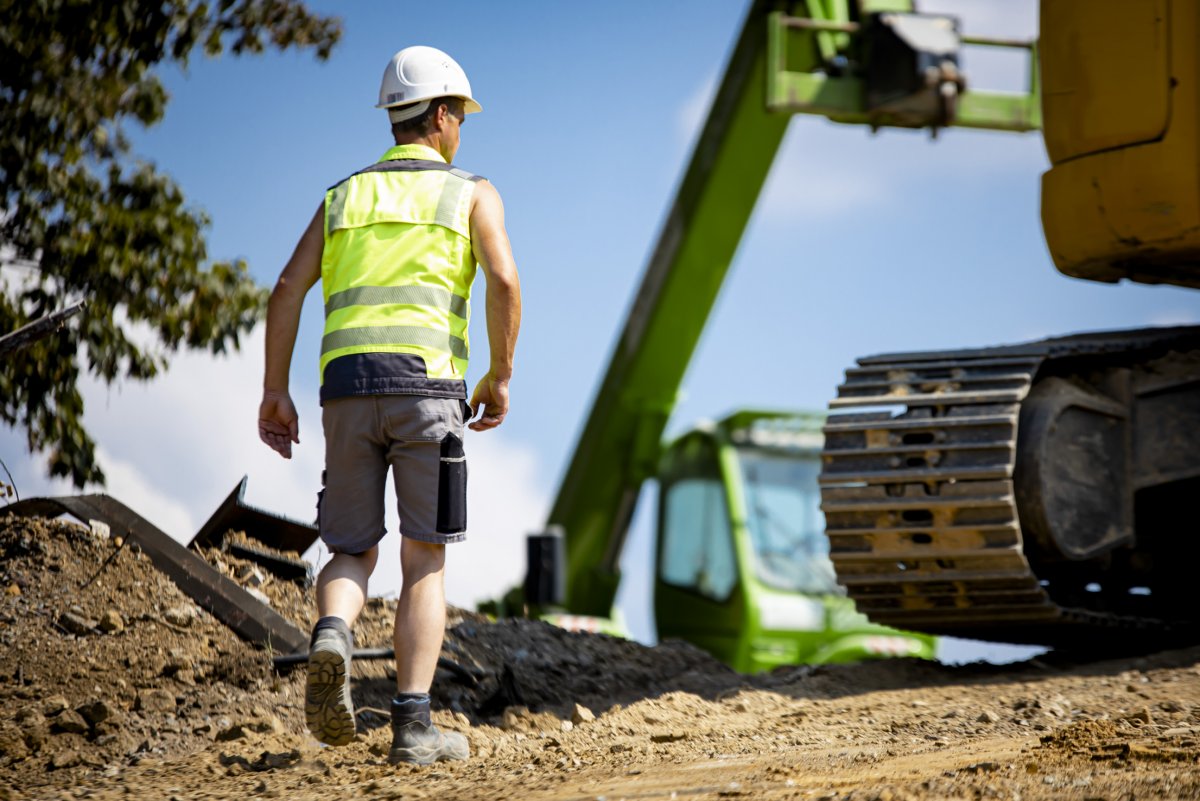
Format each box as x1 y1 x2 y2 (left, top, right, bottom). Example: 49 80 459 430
319 353 467 404
320 383 467 404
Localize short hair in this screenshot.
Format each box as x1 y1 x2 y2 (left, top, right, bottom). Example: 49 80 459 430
390 96 465 136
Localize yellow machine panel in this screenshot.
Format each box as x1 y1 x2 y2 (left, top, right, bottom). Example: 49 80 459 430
1041 0 1169 163
1040 0 1200 289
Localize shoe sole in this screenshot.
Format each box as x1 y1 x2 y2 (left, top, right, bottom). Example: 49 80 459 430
305 647 355 746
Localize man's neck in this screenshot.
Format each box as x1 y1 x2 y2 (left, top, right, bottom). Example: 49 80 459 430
393 134 444 159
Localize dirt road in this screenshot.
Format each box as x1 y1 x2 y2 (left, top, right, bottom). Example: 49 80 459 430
3 515 1198 801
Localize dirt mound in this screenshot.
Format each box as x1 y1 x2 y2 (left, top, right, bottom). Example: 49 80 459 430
3 513 1199 801
0 515 278 783
0 514 745 794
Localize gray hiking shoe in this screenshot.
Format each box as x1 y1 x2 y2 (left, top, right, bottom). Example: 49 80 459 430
305 620 355 746
388 720 470 765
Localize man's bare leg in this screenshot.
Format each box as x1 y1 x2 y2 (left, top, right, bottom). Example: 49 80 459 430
307 546 378 746
388 537 467 764
316 547 379 624
393 538 446 692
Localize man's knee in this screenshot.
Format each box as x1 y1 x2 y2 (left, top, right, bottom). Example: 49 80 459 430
330 545 379 569
401 538 445 572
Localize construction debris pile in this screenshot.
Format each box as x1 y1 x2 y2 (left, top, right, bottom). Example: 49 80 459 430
3 513 1199 801
0 515 277 780
0 513 749 795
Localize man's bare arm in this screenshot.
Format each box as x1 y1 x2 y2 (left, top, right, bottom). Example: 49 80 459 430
259 204 324 458
468 180 522 432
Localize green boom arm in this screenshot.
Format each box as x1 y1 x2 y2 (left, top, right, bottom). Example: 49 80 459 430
548 0 1038 616
549 0 799 615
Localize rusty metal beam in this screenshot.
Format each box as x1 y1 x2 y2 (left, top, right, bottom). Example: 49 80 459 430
272 650 480 687
190 476 319 555
189 476 318 581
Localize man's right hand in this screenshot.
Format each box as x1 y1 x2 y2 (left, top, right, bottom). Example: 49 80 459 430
259 390 300 458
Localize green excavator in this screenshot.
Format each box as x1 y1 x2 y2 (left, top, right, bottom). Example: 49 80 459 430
521 0 1198 668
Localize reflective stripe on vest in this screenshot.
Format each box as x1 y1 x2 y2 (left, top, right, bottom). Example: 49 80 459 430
320 144 481 384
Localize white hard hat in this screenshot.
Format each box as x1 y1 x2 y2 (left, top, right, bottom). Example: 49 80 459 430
377 46 482 123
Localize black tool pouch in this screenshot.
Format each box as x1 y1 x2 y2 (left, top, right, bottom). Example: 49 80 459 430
436 433 467 534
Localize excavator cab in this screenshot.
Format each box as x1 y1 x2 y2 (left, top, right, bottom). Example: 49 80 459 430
654 411 934 673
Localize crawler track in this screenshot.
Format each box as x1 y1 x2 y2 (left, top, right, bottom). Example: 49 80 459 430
820 326 1200 647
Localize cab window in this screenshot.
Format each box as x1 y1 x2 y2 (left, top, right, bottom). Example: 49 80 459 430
659 478 737 601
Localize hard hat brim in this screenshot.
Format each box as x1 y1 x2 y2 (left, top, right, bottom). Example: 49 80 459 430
376 95 482 114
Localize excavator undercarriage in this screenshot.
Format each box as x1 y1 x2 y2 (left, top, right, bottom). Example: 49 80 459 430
820 326 1200 648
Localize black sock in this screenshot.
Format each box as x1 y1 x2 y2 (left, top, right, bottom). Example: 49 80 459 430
392 693 432 727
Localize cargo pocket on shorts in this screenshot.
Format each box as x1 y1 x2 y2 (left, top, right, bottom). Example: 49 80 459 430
437 433 467 534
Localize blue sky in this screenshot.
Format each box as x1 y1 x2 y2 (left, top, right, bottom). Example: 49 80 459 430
4 1 1197 654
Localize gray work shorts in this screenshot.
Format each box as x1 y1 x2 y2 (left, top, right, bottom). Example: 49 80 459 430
318 395 468 553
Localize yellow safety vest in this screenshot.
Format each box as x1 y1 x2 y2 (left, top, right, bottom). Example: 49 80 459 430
320 143 480 398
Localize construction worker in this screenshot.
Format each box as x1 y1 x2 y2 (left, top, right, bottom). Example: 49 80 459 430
257 45 521 765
